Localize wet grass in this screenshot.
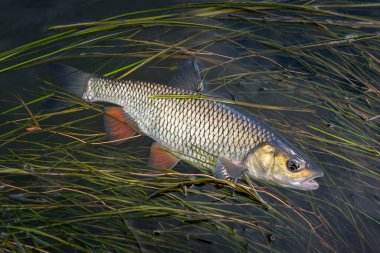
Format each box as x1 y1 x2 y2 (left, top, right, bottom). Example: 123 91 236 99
0 1 379 252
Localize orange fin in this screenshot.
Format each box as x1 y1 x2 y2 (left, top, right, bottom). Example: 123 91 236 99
104 106 138 144
148 143 179 169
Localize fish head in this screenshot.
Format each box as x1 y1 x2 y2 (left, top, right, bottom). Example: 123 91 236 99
245 140 323 190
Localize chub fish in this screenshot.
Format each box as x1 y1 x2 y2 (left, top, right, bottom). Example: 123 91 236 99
44 60 323 190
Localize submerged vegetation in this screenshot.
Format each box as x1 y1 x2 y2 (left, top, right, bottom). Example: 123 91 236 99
0 1 379 252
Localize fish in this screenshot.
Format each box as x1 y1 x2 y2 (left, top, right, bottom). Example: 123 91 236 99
43 60 324 190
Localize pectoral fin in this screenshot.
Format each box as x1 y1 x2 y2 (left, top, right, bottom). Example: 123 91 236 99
214 157 247 180
148 142 180 169
104 106 139 144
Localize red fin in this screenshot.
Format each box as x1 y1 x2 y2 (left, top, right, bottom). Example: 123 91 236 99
104 106 138 144
148 143 179 169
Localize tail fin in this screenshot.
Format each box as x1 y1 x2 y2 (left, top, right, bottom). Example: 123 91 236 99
41 64 92 111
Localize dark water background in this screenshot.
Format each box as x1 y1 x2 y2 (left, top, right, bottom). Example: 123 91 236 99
1 1 379 252
1 0 176 96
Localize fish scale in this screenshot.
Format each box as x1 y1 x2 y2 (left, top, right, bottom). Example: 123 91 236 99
84 76 277 169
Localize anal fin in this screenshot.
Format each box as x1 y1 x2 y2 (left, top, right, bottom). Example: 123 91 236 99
148 142 179 169
104 106 139 144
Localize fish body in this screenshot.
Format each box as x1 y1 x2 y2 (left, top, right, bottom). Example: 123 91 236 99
45 61 323 190
85 76 274 167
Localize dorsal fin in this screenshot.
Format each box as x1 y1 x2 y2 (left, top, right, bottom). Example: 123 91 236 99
103 106 140 144
168 59 204 92
148 142 180 169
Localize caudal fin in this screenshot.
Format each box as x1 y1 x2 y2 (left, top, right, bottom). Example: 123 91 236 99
41 64 93 111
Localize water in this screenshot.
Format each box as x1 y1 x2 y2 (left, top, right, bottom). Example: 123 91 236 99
0 1 379 252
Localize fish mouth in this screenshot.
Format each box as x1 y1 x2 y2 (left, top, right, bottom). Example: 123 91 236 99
289 171 324 191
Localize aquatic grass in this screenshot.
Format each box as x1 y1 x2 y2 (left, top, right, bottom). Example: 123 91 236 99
0 1 379 252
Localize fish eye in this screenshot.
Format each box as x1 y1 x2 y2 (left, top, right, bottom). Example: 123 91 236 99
286 159 301 172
